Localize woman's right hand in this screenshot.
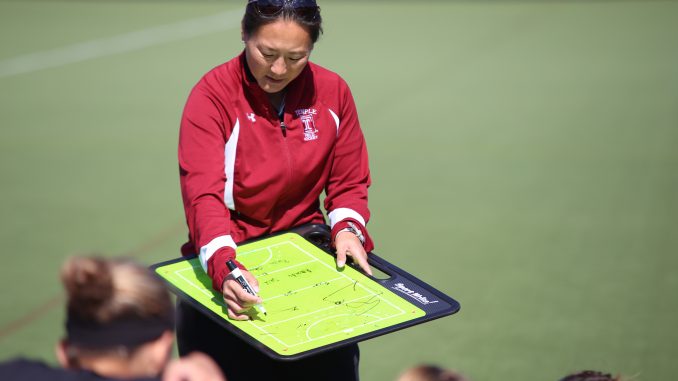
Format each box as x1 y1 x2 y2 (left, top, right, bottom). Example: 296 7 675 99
221 269 262 320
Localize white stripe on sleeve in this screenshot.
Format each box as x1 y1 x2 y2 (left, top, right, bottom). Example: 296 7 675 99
328 108 340 137
199 235 237 273
224 119 240 210
328 208 366 229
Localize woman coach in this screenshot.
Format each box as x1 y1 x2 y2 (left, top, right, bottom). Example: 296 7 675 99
177 0 375 380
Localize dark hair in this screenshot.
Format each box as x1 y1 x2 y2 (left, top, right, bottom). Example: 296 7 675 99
242 2 323 44
559 371 621 381
62 256 172 324
61 256 174 353
398 365 471 381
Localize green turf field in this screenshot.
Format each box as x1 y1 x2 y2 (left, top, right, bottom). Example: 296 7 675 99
1 0 677 380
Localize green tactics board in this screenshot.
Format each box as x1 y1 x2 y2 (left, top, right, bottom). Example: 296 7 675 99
154 230 457 360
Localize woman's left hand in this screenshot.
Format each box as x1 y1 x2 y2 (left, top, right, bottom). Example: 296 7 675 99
334 231 372 276
163 352 226 381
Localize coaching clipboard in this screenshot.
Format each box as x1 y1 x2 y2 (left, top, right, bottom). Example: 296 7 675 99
151 224 460 360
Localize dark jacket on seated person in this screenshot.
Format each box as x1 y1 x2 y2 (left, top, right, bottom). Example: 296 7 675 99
0 359 159 381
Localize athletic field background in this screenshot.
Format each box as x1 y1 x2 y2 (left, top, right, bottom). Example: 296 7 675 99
1 1 677 380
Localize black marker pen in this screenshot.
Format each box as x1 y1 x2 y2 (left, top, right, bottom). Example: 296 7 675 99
226 260 267 315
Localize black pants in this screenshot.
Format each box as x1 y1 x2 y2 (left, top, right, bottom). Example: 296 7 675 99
176 301 360 381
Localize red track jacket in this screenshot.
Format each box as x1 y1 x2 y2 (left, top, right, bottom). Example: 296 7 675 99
179 53 373 291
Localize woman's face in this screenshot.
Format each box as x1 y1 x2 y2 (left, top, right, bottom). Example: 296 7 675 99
244 19 313 94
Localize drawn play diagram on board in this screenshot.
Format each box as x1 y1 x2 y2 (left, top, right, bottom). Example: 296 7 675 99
155 233 426 358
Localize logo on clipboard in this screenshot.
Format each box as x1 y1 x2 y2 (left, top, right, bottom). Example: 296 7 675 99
392 283 439 305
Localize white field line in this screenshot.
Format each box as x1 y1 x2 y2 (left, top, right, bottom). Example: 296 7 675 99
261 259 316 276
303 313 381 342
265 276 346 302
176 265 215 299
290 241 407 315
238 241 290 256
0 9 242 78
247 247 274 271
247 320 291 348
294 313 401 347
171 240 408 349
170 258 292 348
173 264 288 348
238 241 291 269
259 293 390 329
238 241 287 256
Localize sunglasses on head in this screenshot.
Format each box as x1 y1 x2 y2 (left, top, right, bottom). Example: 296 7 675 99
247 0 320 20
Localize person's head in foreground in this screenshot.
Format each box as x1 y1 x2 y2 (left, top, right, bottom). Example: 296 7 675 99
559 370 623 381
396 364 472 381
242 0 322 96
0 255 225 381
56 256 175 378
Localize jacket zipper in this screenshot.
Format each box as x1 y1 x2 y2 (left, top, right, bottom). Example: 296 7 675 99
280 120 287 137
276 108 293 203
